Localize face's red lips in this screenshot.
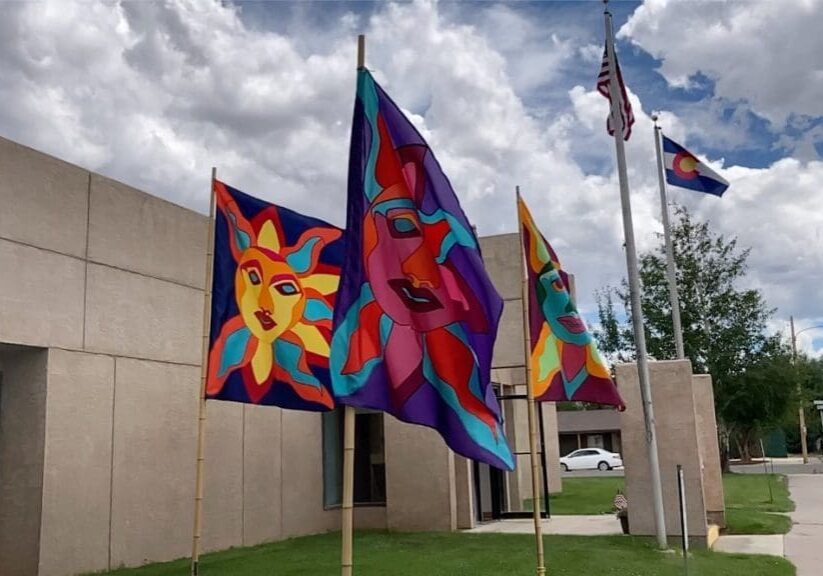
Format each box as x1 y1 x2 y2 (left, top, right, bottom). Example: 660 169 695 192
388 279 443 313
255 310 276 331
558 314 586 334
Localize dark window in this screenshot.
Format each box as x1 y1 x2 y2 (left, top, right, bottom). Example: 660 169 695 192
322 409 343 508
322 409 386 508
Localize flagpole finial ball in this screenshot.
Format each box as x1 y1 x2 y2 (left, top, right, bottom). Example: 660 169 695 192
651 113 659 122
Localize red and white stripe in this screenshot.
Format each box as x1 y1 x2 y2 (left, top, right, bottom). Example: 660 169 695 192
597 45 634 141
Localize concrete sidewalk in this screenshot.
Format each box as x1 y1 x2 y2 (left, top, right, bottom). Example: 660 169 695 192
465 515 622 536
784 475 823 576
715 474 823 575
714 534 785 557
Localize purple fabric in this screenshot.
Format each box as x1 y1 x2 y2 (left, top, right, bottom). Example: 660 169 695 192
330 69 514 470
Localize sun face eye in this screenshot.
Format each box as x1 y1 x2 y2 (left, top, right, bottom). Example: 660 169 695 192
247 270 261 285
273 281 299 296
389 215 421 238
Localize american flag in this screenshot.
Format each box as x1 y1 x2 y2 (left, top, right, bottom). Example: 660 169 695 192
597 45 634 141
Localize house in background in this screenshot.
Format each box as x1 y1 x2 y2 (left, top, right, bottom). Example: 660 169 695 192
557 409 622 457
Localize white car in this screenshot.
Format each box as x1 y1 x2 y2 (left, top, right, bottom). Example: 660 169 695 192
560 448 623 472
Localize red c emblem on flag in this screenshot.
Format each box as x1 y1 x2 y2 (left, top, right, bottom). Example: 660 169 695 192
673 151 699 180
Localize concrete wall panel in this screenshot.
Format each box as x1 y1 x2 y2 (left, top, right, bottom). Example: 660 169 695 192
242 404 283 546
0 347 48 576
454 456 475 529
84 264 202 365
479 234 520 301
693 374 725 527
0 240 85 350
0 137 89 258
353 507 387 531
39 350 115 576
617 361 708 543
540 403 563 494
384 416 456 532
88 175 207 289
201 401 243 553
280 410 336 538
493 300 524 369
110 358 199 568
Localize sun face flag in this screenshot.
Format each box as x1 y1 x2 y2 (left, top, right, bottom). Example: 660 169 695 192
206 180 342 411
331 69 514 471
663 135 730 197
518 196 624 409
597 45 635 141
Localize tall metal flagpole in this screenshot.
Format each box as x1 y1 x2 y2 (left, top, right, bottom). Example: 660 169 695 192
603 2 667 548
516 187 546 576
652 117 686 359
340 34 365 576
191 167 217 576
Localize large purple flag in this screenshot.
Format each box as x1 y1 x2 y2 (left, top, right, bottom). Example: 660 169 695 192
330 69 514 470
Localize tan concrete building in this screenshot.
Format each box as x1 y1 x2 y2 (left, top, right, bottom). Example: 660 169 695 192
0 137 561 576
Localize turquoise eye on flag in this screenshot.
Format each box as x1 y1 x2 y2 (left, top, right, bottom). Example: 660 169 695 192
662 135 729 197
275 282 299 295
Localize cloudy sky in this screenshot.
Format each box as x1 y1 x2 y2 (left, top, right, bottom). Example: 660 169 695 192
1 0 821 356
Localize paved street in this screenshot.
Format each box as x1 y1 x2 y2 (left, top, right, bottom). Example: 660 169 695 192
730 456 823 476
561 468 624 478
557 456 823 478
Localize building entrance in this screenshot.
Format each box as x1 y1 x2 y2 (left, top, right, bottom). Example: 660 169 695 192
473 390 550 522
0 344 48 576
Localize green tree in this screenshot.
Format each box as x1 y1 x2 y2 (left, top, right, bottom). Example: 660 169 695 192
594 206 783 465
722 354 798 462
783 356 823 453
594 287 634 365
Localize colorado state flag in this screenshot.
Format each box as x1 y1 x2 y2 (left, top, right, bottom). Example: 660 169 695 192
663 135 729 197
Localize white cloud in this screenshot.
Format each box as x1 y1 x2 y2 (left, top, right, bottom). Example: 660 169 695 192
620 0 823 127
0 0 819 353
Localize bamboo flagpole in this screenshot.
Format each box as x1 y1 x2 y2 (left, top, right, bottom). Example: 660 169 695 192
341 405 356 576
340 34 366 576
602 1 667 548
652 116 686 359
516 187 546 576
191 167 217 576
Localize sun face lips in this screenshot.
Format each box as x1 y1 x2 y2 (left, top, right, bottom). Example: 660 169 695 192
388 278 443 313
255 309 277 331
557 314 586 334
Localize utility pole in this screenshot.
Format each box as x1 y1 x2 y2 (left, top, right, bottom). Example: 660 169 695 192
790 316 809 464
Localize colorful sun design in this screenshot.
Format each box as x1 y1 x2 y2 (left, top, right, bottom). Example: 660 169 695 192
206 181 340 409
518 196 623 409
330 69 514 470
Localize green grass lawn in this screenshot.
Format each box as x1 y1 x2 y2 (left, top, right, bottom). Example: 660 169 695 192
539 473 794 535
723 473 794 535
547 476 625 515
94 531 794 576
